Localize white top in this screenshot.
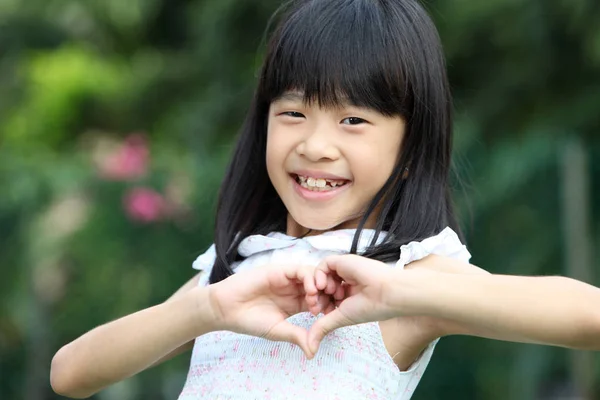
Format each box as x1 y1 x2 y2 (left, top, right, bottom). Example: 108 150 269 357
178 228 471 400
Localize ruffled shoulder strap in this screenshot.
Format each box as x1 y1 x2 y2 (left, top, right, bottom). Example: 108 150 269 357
192 244 216 286
396 227 471 269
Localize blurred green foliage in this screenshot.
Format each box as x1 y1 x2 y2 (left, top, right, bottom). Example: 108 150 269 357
0 0 599 399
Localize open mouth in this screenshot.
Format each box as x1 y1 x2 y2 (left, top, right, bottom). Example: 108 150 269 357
291 174 350 192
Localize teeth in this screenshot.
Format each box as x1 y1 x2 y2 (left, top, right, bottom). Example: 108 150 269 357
296 174 348 192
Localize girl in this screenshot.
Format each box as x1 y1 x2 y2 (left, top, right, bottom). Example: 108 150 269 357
50 0 600 399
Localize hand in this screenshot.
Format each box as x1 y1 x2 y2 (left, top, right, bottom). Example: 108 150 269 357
207 263 332 357
305 255 404 354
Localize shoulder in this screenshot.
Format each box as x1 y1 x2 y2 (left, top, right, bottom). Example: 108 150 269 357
191 244 217 286
395 227 471 269
192 243 216 271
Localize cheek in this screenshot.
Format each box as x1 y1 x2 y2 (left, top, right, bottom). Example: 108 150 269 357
265 136 277 178
373 132 403 179
353 140 399 183
265 128 287 179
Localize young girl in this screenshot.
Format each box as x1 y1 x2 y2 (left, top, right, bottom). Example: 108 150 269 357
50 0 600 399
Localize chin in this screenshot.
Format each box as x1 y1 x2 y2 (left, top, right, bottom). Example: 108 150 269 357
301 221 339 232
291 213 348 232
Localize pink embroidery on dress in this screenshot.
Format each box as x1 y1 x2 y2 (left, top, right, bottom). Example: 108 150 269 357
270 345 280 358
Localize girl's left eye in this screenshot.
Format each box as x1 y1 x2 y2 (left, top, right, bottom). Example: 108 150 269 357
341 117 367 125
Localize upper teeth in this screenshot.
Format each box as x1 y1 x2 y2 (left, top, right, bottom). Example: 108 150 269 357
298 175 346 187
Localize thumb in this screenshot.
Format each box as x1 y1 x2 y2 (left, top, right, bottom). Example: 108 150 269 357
308 308 353 355
319 254 373 286
268 321 312 359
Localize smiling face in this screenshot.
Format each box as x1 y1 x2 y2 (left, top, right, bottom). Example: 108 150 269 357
266 92 406 237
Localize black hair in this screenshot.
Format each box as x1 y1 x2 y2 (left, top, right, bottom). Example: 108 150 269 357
209 0 462 284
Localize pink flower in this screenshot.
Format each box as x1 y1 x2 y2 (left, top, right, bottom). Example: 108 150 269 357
98 134 149 181
123 187 166 223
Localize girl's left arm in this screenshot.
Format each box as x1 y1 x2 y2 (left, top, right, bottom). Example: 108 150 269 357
399 257 600 350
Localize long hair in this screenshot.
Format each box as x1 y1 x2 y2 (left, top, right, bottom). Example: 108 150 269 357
209 0 461 284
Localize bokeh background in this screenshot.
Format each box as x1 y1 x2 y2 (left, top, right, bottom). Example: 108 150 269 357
1 0 599 399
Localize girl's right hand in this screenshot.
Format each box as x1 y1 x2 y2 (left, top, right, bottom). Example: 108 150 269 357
207 263 331 358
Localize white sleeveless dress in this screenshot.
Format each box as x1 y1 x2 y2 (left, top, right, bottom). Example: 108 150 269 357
178 228 471 399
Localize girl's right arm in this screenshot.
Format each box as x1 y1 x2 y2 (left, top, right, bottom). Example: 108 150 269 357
148 273 203 368
51 263 323 399
50 273 216 398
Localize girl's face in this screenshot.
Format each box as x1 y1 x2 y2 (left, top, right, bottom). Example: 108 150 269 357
266 91 406 237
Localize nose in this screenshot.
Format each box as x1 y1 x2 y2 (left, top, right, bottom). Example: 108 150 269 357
295 126 340 162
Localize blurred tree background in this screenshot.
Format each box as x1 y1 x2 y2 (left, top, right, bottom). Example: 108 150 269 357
0 0 599 399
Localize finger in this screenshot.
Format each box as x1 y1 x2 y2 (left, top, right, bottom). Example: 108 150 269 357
315 269 328 291
269 264 300 289
317 293 332 313
320 255 377 286
302 267 318 296
315 259 342 291
280 264 320 295
269 322 313 359
305 294 320 316
325 273 337 295
307 292 332 316
305 292 319 307
308 303 321 316
308 309 353 354
279 263 300 279
333 281 346 301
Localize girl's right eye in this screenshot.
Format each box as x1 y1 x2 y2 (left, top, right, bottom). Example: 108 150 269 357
280 111 305 118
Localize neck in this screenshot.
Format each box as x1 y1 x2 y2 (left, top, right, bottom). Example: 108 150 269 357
285 213 380 238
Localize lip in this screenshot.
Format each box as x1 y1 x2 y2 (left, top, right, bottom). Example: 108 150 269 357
291 169 351 181
290 175 352 201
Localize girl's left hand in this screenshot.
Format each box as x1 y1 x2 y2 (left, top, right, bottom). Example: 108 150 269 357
304 255 405 354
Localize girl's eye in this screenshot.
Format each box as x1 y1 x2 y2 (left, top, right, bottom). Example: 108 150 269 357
281 111 305 118
341 117 367 125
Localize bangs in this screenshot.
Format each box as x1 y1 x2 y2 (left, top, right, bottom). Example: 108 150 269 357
260 0 412 117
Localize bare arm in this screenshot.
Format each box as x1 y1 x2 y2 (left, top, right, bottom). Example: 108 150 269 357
396 261 600 350
148 273 203 368
307 255 600 354
402 255 497 340
50 273 211 398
